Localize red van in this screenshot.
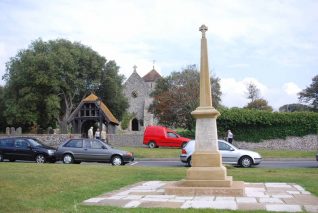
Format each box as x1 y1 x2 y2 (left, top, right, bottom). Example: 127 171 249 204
143 126 191 148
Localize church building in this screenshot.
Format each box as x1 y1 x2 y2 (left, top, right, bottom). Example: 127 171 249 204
123 65 161 131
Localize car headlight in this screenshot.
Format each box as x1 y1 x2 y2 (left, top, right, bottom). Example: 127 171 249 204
48 150 55 155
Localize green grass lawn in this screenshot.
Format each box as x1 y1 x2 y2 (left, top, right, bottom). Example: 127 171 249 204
118 146 316 159
0 163 318 213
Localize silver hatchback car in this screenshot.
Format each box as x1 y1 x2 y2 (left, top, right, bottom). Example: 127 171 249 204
55 138 134 166
180 140 262 168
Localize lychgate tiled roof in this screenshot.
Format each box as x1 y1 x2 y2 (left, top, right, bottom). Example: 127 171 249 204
69 93 119 125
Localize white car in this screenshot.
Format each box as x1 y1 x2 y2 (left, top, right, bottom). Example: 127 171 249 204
180 140 262 168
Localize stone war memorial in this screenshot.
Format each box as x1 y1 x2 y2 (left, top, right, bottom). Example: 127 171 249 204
164 24 244 196
83 25 318 212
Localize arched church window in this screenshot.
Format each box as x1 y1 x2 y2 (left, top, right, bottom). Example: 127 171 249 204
132 118 139 131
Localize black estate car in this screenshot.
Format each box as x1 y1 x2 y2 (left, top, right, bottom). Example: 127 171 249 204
55 138 134 166
0 137 56 163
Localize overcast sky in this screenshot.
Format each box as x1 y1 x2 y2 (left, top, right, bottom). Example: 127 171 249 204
0 0 317 110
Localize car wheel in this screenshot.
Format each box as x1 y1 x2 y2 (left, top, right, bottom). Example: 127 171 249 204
111 155 123 166
239 156 252 168
63 154 74 164
148 141 157 149
187 157 192 167
35 154 46 163
0 153 3 162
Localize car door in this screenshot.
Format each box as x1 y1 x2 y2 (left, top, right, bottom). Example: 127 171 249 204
166 132 180 147
63 139 84 160
14 138 33 161
83 139 111 162
82 139 93 161
218 141 238 164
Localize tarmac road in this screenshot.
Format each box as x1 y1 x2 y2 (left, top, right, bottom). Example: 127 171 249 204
130 159 318 168
3 158 318 168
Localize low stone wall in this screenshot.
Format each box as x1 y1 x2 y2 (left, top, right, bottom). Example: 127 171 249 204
234 134 318 151
109 133 318 150
0 134 81 148
1 133 317 150
107 132 145 147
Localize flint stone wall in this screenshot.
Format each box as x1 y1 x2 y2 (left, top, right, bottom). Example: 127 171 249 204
108 133 318 150
234 134 318 151
0 134 81 148
107 132 144 147
0 133 317 150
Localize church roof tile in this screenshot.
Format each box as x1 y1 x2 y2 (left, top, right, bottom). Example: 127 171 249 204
142 69 161 82
69 93 119 125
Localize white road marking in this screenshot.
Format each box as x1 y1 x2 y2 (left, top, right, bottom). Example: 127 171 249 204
130 162 139 166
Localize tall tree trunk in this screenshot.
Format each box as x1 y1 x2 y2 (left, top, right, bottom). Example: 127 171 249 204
58 90 74 134
58 120 68 134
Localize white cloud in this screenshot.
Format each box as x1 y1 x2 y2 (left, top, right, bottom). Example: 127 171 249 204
0 43 5 58
283 82 302 96
0 0 317 91
220 77 269 108
220 77 303 110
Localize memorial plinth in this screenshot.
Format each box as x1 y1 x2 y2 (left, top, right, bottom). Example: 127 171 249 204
165 25 244 196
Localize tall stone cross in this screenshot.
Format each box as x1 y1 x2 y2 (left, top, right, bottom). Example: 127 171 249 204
165 25 245 196
185 24 236 190
199 24 208 38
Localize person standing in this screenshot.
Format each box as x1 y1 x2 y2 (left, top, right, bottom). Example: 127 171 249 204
88 127 93 139
227 130 233 144
101 124 107 143
95 128 101 139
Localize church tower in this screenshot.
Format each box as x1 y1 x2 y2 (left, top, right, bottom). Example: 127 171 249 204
123 65 161 131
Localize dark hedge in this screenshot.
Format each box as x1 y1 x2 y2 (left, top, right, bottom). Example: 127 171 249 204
177 109 318 142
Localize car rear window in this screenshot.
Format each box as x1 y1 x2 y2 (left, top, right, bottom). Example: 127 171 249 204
64 139 83 148
83 139 104 149
15 139 30 148
91 140 103 149
0 139 14 147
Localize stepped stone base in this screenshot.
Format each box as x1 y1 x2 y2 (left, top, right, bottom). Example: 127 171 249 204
170 149 245 196
164 180 245 196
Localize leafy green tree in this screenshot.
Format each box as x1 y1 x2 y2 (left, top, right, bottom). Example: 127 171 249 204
279 103 314 112
245 98 273 111
3 39 127 132
150 65 222 130
96 60 128 121
246 82 260 102
298 75 318 110
120 112 134 130
0 86 6 132
244 82 272 111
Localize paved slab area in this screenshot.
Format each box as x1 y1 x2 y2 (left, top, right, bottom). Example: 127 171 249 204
83 181 318 212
